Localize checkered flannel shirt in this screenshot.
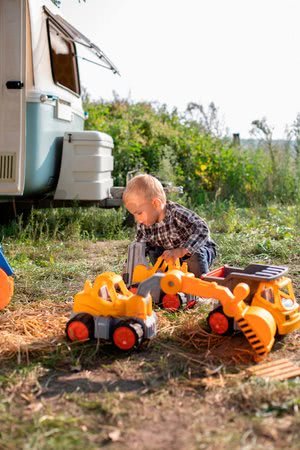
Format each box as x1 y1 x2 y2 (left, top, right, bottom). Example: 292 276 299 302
136 201 216 255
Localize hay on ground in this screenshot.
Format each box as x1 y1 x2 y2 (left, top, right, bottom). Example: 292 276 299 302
0 301 70 361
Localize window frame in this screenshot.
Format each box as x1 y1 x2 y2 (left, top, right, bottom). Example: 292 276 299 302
46 18 81 96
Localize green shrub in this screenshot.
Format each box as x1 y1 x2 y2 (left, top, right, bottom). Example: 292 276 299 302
85 98 300 206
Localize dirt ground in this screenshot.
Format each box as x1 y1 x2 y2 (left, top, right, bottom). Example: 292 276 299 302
0 241 300 449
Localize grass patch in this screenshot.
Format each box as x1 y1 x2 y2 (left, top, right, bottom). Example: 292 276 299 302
0 202 299 449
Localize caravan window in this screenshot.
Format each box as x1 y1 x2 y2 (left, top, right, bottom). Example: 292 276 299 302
47 20 80 95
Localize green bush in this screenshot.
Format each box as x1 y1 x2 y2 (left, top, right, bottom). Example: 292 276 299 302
85 98 299 206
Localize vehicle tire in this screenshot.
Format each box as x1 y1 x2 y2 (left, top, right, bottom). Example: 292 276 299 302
66 313 95 341
112 321 144 351
161 293 182 311
207 306 234 336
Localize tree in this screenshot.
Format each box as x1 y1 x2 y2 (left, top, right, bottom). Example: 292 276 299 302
250 117 277 172
287 113 300 170
185 101 226 138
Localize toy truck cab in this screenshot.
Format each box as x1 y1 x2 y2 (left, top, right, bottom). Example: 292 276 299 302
252 276 299 335
66 272 157 351
203 264 300 336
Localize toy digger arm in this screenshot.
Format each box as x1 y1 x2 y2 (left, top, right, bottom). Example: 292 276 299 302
137 273 165 298
160 270 250 316
136 271 250 313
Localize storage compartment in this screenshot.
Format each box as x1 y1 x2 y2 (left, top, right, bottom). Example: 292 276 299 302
54 131 114 201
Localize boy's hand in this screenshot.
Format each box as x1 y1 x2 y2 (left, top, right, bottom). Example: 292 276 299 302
162 248 189 263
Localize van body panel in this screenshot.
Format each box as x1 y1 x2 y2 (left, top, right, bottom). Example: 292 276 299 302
0 0 118 207
24 101 84 196
0 0 26 194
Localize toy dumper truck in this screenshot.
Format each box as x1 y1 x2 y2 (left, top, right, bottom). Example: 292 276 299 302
66 272 157 351
202 264 300 338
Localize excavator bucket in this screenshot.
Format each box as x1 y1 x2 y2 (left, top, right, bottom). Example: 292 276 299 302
237 305 277 359
0 268 14 310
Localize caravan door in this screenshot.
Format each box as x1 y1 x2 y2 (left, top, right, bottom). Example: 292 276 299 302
0 0 26 195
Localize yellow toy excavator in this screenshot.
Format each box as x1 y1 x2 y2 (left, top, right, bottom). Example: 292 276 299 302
203 264 300 338
156 270 277 359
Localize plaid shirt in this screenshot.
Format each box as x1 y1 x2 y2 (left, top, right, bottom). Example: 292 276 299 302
136 201 216 254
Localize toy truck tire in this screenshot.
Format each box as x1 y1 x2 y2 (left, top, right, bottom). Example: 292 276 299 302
207 306 234 336
160 293 182 311
112 321 144 351
66 313 95 342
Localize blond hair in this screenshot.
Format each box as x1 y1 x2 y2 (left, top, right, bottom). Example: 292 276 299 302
123 174 166 203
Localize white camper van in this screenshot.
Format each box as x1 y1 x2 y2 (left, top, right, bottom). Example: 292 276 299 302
0 0 120 215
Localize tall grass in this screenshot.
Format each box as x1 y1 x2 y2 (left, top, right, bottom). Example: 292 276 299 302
0 207 130 242
0 202 298 271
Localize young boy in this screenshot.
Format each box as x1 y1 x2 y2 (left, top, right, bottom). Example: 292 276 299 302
123 174 216 277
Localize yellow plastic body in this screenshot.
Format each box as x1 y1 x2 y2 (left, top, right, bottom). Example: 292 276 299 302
132 256 191 284
251 277 300 335
73 272 153 321
161 270 277 358
0 269 14 311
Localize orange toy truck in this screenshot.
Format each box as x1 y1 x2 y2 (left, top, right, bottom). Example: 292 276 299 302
66 271 157 351
202 264 300 338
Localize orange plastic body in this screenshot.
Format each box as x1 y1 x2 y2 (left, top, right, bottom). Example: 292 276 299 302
73 272 153 321
160 270 277 358
251 277 300 335
0 269 14 311
132 256 192 284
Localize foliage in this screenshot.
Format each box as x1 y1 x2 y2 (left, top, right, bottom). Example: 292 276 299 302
51 0 85 6
85 98 300 206
85 99 180 186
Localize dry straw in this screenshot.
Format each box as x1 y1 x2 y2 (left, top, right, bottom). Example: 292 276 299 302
0 301 70 362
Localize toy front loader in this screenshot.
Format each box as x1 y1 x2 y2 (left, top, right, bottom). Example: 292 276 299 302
66 271 157 351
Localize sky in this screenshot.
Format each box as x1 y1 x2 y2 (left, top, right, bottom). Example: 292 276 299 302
60 0 300 139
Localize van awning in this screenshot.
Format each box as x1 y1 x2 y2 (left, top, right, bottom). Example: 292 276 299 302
43 6 120 75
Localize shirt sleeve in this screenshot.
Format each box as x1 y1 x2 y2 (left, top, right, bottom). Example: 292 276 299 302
174 207 210 254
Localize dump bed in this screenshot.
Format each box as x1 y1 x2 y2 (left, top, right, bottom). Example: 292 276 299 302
202 264 288 302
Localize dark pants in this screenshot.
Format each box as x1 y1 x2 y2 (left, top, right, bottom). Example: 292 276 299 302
147 244 216 278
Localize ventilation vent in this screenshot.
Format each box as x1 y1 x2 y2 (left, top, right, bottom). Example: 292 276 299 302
0 153 16 182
